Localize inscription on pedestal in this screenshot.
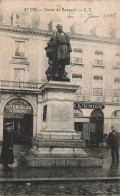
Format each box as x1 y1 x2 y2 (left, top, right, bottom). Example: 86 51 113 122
51 104 71 121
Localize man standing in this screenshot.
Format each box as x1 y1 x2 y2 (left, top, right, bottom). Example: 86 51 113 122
108 125 120 167
45 24 72 81
1 122 14 171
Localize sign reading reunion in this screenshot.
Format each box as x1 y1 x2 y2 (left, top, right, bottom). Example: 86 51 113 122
74 103 105 110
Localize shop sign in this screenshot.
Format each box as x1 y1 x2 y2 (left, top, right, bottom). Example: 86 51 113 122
4 113 24 119
4 99 33 115
74 103 105 109
74 95 120 103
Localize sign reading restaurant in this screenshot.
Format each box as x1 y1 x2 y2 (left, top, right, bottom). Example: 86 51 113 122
74 103 105 110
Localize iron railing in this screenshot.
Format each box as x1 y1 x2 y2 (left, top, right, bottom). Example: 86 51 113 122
0 80 41 90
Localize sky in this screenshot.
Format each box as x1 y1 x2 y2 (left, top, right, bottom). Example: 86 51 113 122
0 0 120 33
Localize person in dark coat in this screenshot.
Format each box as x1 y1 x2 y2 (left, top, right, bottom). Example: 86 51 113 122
1 122 14 171
108 125 120 167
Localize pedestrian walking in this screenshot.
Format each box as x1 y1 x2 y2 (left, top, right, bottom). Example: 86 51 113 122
1 122 14 171
108 125 120 167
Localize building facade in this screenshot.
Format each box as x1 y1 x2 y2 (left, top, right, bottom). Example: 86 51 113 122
0 11 120 145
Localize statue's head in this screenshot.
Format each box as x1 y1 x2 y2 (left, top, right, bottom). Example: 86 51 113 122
56 24 63 32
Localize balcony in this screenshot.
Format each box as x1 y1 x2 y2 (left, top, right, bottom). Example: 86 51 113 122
0 80 42 92
10 56 29 65
92 59 105 69
71 57 84 66
113 62 120 69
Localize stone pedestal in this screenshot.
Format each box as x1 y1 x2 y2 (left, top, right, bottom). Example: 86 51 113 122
20 81 102 167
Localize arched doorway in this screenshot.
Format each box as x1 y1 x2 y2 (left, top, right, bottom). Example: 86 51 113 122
3 98 33 145
111 110 120 130
90 109 104 145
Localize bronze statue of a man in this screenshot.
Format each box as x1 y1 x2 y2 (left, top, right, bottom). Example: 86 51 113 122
45 24 72 81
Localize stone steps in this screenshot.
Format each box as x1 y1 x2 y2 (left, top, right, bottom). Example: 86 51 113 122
30 148 88 157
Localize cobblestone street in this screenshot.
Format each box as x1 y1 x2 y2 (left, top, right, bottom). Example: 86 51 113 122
0 145 119 195
0 180 119 195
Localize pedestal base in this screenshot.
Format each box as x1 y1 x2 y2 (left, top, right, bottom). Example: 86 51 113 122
19 82 102 167
20 136 102 167
20 152 102 167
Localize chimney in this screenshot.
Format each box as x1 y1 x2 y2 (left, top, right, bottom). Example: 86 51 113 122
91 24 104 37
110 28 120 39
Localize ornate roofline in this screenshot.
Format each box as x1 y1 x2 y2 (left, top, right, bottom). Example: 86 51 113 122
0 25 120 45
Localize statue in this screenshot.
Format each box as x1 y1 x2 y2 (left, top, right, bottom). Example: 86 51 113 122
45 24 72 81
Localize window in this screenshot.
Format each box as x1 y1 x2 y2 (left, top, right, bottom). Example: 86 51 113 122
74 109 83 118
114 61 120 69
94 50 103 66
111 110 120 130
93 76 103 96
73 57 82 64
74 48 82 53
43 105 47 122
115 52 120 57
15 41 25 57
114 52 120 69
14 68 25 81
115 61 120 66
113 110 120 117
72 47 83 65
114 77 120 97
95 59 103 65
16 13 27 26
95 50 103 55
72 73 82 94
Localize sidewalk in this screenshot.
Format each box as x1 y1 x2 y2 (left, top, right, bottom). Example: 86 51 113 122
0 145 119 181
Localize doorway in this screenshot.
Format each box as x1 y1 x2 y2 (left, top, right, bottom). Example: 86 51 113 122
75 122 83 139
3 99 33 145
90 109 104 145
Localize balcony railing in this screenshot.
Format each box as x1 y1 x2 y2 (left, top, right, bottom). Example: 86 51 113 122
92 59 105 68
0 80 42 91
113 62 120 69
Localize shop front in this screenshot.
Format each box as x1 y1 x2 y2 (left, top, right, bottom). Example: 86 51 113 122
74 102 105 146
3 98 33 144
90 109 104 145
